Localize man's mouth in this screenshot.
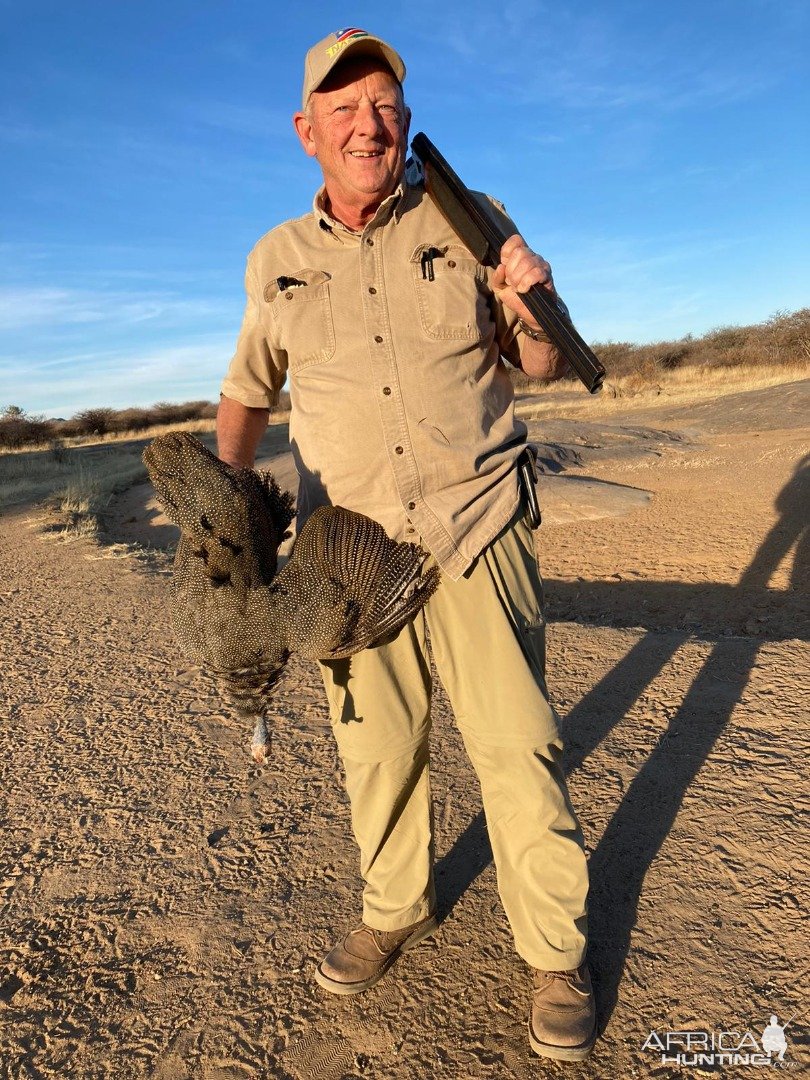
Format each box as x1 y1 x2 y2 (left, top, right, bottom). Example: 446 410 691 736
349 150 383 158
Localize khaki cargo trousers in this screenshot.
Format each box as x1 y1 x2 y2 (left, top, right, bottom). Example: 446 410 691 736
318 505 589 971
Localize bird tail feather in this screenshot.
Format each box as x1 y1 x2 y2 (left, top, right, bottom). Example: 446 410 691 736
293 506 441 657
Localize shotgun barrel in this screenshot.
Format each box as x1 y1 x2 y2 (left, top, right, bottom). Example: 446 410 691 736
411 132 605 394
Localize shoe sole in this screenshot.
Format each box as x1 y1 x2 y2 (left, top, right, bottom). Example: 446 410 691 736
313 913 439 996
528 1020 598 1062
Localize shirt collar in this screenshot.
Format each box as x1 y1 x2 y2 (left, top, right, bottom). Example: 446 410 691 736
312 177 415 235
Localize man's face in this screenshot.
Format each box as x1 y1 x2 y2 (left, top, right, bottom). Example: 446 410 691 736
294 58 410 214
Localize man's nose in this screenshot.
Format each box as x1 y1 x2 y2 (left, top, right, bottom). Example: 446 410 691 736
355 100 386 137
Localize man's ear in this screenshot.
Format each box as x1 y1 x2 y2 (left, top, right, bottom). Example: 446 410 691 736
293 111 318 158
403 106 412 142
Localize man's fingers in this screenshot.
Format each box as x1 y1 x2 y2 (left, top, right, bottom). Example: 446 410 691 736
510 260 548 290
500 233 526 260
510 263 553 295
491 263 507 289
509 252 550 283
499 238 554 295
494 238 557 326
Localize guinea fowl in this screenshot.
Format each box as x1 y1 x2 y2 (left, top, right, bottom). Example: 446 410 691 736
143 432 440 762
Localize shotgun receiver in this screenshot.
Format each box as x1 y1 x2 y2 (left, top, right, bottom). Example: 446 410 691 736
410 132 605 394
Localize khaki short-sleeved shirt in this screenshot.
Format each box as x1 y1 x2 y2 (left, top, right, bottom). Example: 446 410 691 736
221 172 538 581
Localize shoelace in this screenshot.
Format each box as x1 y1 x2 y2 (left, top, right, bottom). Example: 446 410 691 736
534 968 589 995
352 926 402 955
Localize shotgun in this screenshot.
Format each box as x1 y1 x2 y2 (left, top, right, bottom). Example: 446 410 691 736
410 132 606 394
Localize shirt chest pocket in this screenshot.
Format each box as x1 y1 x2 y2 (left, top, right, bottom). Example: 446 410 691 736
410 243 488 341
265 269 336 373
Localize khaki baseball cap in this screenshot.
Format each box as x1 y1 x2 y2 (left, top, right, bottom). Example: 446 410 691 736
301 28 406 108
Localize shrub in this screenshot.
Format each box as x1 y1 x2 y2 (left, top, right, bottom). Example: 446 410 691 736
0 408 54 449
587 308 810 379
147 400 214 425
109 407 154 433
71 408 116 436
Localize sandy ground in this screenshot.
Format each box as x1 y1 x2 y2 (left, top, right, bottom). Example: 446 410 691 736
1 380 808 1079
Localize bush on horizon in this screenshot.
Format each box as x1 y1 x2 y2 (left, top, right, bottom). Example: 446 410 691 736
0 392 292 451
509 306 810 387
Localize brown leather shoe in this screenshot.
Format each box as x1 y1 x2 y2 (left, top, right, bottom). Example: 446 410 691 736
314 912 439 995
529 964 597 1061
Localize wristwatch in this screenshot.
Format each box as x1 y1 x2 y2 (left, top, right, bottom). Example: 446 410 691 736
517 320 551 343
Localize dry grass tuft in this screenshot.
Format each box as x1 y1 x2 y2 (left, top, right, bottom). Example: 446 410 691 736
1 420 221 539
1 438 148 537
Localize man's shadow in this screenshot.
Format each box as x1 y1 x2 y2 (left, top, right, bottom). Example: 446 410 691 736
434 453 808 1026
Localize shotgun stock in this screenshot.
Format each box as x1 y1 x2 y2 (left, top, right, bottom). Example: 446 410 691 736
410 132 605 394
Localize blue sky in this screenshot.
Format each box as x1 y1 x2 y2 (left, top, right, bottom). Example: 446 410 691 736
1 0 808 416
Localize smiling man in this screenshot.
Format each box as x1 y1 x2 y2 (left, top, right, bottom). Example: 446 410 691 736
217 29 596 1062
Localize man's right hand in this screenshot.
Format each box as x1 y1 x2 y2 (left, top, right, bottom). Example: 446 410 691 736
216 396 270 469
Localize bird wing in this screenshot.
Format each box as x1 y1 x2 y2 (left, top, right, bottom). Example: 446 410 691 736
280 506 441 658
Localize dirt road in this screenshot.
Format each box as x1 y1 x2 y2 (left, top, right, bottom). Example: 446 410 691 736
1 382 807 1078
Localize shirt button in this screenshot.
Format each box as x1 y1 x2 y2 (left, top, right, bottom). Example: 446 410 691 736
374 335 383 343
395 445 404 455
285 292 293 299
366 238 374 246
447 260 456 268
368 286 377 294
408 501 416 510
382 386 392 396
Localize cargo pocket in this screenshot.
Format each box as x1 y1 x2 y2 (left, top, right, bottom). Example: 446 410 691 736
522 614 548 694
513 515 549 691
265 269 335 372
410 243 488 340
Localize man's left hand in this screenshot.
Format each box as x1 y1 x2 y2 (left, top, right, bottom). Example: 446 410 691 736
491 234 556 331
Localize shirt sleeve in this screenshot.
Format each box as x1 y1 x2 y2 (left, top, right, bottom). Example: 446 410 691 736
220 251 288 409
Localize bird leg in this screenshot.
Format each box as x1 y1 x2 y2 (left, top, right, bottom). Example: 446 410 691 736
250 716 271 764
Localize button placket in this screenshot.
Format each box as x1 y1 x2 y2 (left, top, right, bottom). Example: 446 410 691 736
361 225 421 517
362 226 388 396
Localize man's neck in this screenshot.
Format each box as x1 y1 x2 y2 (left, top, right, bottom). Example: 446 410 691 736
322 186 397 232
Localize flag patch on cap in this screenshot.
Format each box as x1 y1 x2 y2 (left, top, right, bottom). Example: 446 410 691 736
334 28 369 42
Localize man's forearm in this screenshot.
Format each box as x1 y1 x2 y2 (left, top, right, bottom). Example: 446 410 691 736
217 396 270 468
518 338 570 381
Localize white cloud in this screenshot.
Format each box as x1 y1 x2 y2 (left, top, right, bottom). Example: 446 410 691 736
0 337 236 416
0 287 232 332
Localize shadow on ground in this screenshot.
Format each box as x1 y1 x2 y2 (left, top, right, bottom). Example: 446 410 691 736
435 454 808 1031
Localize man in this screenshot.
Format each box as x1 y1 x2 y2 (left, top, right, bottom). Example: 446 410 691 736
218 29 596 1062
